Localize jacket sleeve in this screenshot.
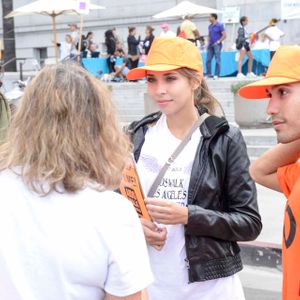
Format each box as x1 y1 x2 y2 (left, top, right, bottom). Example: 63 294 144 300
185 129 262 241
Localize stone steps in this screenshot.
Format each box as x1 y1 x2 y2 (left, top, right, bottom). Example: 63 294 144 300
110 81 237 123
241 128 277 159
109 81 276 160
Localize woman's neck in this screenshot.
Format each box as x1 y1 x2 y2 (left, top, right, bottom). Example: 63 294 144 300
166 106 199 140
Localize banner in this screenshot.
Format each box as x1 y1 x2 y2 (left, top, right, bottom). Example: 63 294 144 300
281 0 300 18
222 6 240 24
77 0 90 15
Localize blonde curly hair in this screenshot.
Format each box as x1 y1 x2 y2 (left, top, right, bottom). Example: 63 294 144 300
0 63 130 194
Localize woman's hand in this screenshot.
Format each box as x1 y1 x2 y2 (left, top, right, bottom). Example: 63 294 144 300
140 218 167 251
145 198 188 225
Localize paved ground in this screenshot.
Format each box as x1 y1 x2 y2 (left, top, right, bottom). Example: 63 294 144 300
255 184 286 245
241 265 282 300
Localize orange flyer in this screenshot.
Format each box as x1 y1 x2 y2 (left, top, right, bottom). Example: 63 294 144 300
119 156 151 221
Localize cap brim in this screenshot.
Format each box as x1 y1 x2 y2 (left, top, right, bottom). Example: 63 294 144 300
126 64 181 80
239 76 299 99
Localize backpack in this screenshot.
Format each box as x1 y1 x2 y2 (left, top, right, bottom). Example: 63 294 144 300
235 26 246 50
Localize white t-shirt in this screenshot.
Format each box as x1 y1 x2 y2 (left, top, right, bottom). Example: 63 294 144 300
265 26 284 51
136 114 245 300
160 30 176 38
70 31 79 45
59 42 77 60
0 169 153 300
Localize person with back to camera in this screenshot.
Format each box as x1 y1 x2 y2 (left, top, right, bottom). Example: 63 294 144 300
180 15 200 43
265 18 284 61
126 37 262 300
0 63 153 300
236 16 257 79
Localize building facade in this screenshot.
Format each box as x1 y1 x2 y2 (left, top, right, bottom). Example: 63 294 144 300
0 0 299 69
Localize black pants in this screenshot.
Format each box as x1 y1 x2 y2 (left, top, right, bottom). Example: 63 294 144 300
270 51 276 61
107 56 115 73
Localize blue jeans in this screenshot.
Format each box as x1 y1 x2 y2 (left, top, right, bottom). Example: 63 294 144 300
206 44 222 77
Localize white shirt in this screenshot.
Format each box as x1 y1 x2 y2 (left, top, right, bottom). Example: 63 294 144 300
265 26 284 51
160 30 176 38
70 31 79 45
0 169 153 300
59 42 77 60
136 115 245 300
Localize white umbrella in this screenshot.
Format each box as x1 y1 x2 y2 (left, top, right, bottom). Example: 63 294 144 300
284 7 300 19
152 0 222 19
5 0 105 63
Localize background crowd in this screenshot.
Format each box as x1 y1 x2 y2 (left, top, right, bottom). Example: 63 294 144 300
57 14 284 81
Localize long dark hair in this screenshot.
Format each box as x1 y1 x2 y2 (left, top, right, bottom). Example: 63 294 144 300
105 30 114 42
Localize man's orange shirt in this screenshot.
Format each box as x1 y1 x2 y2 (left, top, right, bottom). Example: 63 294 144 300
277 163 300 300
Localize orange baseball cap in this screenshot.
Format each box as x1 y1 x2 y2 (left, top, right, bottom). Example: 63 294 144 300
126 37 203 80
239 46 300 99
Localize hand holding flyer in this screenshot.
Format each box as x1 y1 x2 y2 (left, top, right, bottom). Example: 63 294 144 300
119 156 152 221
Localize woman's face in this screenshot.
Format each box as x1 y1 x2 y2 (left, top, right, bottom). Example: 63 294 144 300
243 18 249 26
146 70 198 117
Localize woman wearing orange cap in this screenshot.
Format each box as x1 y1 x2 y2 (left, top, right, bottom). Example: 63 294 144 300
126 37 262 300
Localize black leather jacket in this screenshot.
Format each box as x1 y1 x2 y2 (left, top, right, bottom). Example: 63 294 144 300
128 111 262 283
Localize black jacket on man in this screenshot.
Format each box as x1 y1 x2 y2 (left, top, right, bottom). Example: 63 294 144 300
128 110 262 283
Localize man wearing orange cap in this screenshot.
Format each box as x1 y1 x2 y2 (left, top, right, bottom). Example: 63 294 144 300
239 45 300 300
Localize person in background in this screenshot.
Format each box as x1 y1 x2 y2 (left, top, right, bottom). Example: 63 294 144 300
206 13 226 79
113 48 131 81
236 16 256 79
59 34 77 61
0 91 10 145
239 45 300 300
127 26 141 70
105 29 116 73
85 31 94 49
0 63 153 300
126 37 262 300
198 36 206 51
0 38 3 61
252 33 270 50
180 15 200 43
86 43 100 58
252 33 269 75
112 27 122 49
142 25 155 58
68 23 79 47
265 18 284 60
159 23 176 38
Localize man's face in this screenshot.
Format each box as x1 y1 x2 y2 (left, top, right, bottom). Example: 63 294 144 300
209 16 215 24
267 82 300 143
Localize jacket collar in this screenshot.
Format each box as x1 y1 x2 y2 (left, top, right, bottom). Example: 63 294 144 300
128 108 229 139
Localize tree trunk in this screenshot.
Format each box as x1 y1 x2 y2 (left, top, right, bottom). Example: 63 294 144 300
1 0 16 71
